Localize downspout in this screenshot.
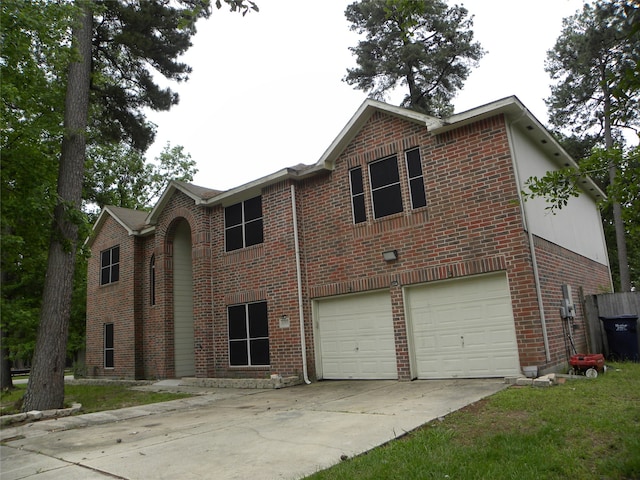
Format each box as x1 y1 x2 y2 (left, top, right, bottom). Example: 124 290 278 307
506 121 552 363
291 184 311 384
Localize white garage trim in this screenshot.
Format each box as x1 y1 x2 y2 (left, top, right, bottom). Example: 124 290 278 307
405 272 520 379
313 290 397 380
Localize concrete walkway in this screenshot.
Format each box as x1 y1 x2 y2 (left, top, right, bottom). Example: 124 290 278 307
1 379 507 480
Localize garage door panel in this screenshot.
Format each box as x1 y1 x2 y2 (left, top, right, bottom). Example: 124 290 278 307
407 273 521 379
317 291 397 380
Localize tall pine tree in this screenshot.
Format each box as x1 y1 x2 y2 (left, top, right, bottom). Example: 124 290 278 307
524 0 639 291
344 0 484 116
20 0 257 411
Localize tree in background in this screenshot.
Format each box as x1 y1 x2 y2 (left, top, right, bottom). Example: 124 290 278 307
0 0 74 390
1 0 257 410
523 0 639 291
84 143 197 213
344 0 484 116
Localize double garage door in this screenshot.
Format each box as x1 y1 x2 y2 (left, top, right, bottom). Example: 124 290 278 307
315 273 521 380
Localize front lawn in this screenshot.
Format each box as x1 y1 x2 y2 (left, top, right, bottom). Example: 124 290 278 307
1 383 191 416
306 363 640 480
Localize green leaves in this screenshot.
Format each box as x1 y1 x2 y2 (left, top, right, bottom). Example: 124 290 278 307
545 1 639 139
344 0 484 116
84 142 198 212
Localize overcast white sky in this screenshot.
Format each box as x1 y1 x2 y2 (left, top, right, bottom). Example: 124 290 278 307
146 0 586 191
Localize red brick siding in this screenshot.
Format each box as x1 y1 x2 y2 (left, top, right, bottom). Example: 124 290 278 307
533 235 611 370
86 216 138 378
299 111 543 378
210 181 305 378
87 109 611 381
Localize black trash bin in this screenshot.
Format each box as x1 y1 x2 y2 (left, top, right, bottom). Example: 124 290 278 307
600 314 639 362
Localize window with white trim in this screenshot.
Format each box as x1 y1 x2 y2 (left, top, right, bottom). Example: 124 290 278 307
224 196 263 252
369 155 403 219
150 254 156 306
349 167 367 223
100 245 120 285
228 302 269 366
104 323 114 368
405 148 427 208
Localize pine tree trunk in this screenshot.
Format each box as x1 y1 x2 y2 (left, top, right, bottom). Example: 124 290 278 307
1 327 14 391
22 5 92 412
603 85 631 292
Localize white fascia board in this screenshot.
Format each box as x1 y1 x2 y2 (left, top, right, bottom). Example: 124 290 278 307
145 180 207 225
432 95 606 201
86 206 145 247
203 164 327 207
314 98 441 171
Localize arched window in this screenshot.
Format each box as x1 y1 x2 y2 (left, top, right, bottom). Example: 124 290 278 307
150 254 156 306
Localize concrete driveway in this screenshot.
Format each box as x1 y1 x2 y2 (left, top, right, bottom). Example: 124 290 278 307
1 379 506 480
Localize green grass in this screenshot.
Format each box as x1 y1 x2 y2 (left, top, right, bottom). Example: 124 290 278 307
306 363 640 480
1 383 191 416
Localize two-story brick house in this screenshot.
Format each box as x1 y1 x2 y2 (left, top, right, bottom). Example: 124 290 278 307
86 97 611 383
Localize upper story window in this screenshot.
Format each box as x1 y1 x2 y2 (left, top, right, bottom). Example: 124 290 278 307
100 245 120 285
349 167 367 224
225 196 264 252
405 148 427 209
369 155 403 219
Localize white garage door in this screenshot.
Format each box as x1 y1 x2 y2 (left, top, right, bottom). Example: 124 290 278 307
406 273 520 379
315 291 397 380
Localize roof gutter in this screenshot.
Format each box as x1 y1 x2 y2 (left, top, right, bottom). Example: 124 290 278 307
202 164 329 208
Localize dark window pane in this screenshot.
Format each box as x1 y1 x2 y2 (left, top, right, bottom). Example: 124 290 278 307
225 225 244 251
410 178 427 208
105 350 114 368
373 185 403 218
225 203 243 227
370 156 399 188
250 339 270 365
111 246 119 264
150 256 156 306
228 305 247 339
349 168 363 194
353 195 366 223
111 264 119 283
248 302 268 337
248 301 267 321
101 250 110 268
229 341 248 366
105 324 114 348
101 267 110 285
244 196 262 221
406 149 422 178
245 219 264 247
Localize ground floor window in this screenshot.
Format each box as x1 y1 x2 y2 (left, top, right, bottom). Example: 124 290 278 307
228 301 269 366
104 323 114 368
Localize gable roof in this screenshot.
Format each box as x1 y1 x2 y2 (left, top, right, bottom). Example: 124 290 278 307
315 96 604 200
88 96 605 244
86 205 150 247
314 98 441 170
146 180 222 225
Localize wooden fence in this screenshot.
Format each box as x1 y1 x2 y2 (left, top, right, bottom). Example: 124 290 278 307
582 291 640 357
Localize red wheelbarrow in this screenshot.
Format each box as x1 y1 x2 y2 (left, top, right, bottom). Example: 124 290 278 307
569 353 605 378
